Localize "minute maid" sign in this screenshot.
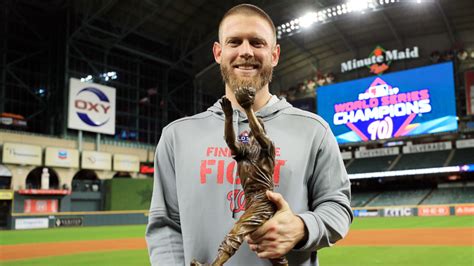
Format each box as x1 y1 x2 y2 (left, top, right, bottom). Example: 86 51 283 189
341 46 419 75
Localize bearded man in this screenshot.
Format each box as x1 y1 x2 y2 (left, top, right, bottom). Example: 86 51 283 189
146 4 352 266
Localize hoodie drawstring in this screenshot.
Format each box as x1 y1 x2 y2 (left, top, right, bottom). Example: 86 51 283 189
232 109 239 219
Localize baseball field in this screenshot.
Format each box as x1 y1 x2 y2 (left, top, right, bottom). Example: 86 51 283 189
0 216 473 265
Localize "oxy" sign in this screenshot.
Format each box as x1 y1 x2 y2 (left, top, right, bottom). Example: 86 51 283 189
74 100 111 114
68 78 116 135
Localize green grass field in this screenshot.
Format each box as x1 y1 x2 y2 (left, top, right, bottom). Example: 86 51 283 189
1 216 473 266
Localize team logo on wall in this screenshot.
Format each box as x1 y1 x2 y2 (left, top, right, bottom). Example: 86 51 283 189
367 46 390 75
57 150 68 160
67 78 116 135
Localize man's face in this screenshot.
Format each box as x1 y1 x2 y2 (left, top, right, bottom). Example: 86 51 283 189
213 14 280 92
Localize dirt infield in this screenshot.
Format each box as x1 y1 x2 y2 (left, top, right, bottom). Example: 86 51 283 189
1 228 473 261
1 238 146 261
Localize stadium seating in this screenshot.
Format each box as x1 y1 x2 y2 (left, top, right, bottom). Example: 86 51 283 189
421 186 474 205
351 191 380 207
347 155 398 174
391 151 451 170
343 159 352 166
447 148 474 166
366 189 431 207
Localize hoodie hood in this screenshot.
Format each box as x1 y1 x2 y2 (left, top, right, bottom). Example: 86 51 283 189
207 95 293 122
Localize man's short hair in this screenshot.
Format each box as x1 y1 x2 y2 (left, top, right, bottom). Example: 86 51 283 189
218 4 277 45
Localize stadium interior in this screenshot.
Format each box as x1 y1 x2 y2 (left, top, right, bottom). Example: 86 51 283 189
0 0 474 230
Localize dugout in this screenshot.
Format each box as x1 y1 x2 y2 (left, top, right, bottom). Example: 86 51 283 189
69 170 103 212
13 167 70 214
0 164 13 228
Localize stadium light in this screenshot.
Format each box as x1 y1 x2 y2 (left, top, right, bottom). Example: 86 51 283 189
80 75 93 83
299 12 317 28
100 71 118 82
80 72 117 83
346 0 370 12
35 87 47 97
275 0 403 39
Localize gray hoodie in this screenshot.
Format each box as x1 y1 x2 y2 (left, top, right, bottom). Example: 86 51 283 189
146 96 352 266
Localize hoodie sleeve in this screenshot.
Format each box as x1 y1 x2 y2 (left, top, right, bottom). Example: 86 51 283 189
146 127 184 265
296 126 353 251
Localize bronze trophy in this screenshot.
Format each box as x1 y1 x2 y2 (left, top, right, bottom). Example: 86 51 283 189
191 87 288 266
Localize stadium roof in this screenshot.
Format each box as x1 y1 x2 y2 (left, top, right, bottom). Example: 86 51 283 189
12 0 474 96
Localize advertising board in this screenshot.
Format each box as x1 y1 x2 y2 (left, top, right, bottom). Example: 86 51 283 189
24 199 58 213
353 209 379 217
82 151 112 170
68 78 116 135
418 206 450 216
455 205 474 216
2 143 41 166
15 218 49 230
45 147 79 168
383 207 414 217
317 62 457 144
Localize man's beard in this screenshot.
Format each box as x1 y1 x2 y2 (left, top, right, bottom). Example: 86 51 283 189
220 59 273 92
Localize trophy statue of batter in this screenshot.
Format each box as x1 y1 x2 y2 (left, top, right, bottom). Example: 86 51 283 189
191 87 288 266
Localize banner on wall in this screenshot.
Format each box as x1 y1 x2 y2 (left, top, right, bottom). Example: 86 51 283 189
55 217 83 227
0 190 13 200
45 147 79 168
68 78 116 135
418 206 450 216
353 209 379 217
2 143 42 166
455 205 474 216
383 207 413 217
402 141 452 154
15 218 49 230
24 199 58 213
81 151 112 170
318 62 458 144
113 154 140 172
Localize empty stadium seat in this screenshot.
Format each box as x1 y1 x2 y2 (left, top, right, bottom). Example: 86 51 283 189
421 187 474 205
447 148 474 166
366 189 431 207
347 155 398 174
351 191 379 207
392 151 450 170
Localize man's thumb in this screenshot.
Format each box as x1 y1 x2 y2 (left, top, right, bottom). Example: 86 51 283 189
266 191 289 211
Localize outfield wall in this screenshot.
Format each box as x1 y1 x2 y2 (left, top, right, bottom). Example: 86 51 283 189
7 203 473 230
353 203 474 217
10 210 148 230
